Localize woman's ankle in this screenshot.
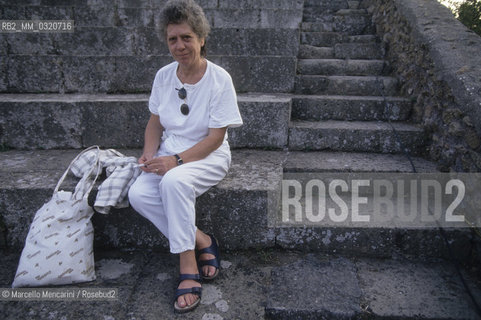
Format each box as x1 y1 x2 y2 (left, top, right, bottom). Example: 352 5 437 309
179 250 198 274
195 230 212 250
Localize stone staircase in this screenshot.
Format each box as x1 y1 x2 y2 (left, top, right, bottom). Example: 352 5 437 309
0 0 480 319
293 0 425 155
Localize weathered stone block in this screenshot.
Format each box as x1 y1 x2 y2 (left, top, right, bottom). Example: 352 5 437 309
61 55 167 93
303 0 349 13
71 6 116 26
25 4 73 20
0 188 56 250
291 95 411 121
109 55 172 93
365 0 481 171
260 9 303 29
0 5 30 19
209 28 299 56
5 56 62 92
211 56 296 93
298 45 334 59
73 6 155 27
0 34 5 56
0 99 83 150
207 9 262 29
357 258 479 318
62 56 118 93
295 75 398 96
113 7 154 27
0 92 291 150
229 94 291 149
2 33 56 55
276 227 394 257
266 255 362 319
283 150 438 173
218 0 303 10
302 32 377 46
54 27 135 56
0 149 282 251
289 120 426 154
297 59 386 76
133 27 169 55
0 58 6 92
80 98 149 148
302 14 374 35
0 215 6 249
334 42 384 59
208 8 302 29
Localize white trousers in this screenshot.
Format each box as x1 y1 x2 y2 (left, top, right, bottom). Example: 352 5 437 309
128 150 230 253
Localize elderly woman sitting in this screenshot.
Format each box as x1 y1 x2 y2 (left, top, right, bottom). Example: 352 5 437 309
128 0 243 314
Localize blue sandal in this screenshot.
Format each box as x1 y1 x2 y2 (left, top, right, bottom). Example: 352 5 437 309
197 234 220 280
173 274 202 313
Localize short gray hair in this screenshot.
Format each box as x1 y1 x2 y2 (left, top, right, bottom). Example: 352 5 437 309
159 0 211 56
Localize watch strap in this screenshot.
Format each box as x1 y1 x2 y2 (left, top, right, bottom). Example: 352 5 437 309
174 154 183 165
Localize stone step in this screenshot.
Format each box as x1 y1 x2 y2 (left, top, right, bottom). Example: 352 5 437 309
1 55 168 93
0 149 283 252
298 43 384 60
301 32 378 47
1 28 298 57
3 250 477 319
298 45 334 59
291 95 412 121
0 3 302 94
0 93 291 150
283 150 438 173
205 8 303 29
0 3 303 28
294 75 399 96
303 0 350 13
336 8 368 15
266 254 481 320
297 59 388 76
2 148 471 262
301 18 375 35
1 54 296 94
0 0 303 9
334 42 385 59
288 120 426 154
277 151 472 261
302 8 370 24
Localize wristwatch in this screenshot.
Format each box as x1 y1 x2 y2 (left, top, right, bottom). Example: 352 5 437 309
174 154 184 166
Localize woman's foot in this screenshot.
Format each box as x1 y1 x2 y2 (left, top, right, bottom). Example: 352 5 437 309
175 251 202 313
196 231 220 280
177 279 202 309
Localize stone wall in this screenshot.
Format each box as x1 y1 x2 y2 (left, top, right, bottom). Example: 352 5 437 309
362 0 481 172
0 0 303 93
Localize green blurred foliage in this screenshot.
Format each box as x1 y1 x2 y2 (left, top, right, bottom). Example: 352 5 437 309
457 0 481 35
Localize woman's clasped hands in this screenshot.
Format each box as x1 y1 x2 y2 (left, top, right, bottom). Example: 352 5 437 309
138 154 177 175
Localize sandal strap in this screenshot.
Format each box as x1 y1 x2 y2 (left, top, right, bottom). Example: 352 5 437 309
178 273 201 283
197 235 219 256
198 258 220 269
175 286 202 300
197 245 217 256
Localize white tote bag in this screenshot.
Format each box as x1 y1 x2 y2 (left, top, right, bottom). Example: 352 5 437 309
12 146 101 288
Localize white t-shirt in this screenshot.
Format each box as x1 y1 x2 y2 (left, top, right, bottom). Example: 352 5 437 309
148 60 243 156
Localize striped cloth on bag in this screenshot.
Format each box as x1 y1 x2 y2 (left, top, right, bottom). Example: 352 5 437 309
70 149 141 214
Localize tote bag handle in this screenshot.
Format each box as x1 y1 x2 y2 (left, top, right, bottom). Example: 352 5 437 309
53 145 102 200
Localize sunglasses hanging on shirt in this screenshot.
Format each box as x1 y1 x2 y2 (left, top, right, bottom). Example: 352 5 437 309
176 87 189 115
